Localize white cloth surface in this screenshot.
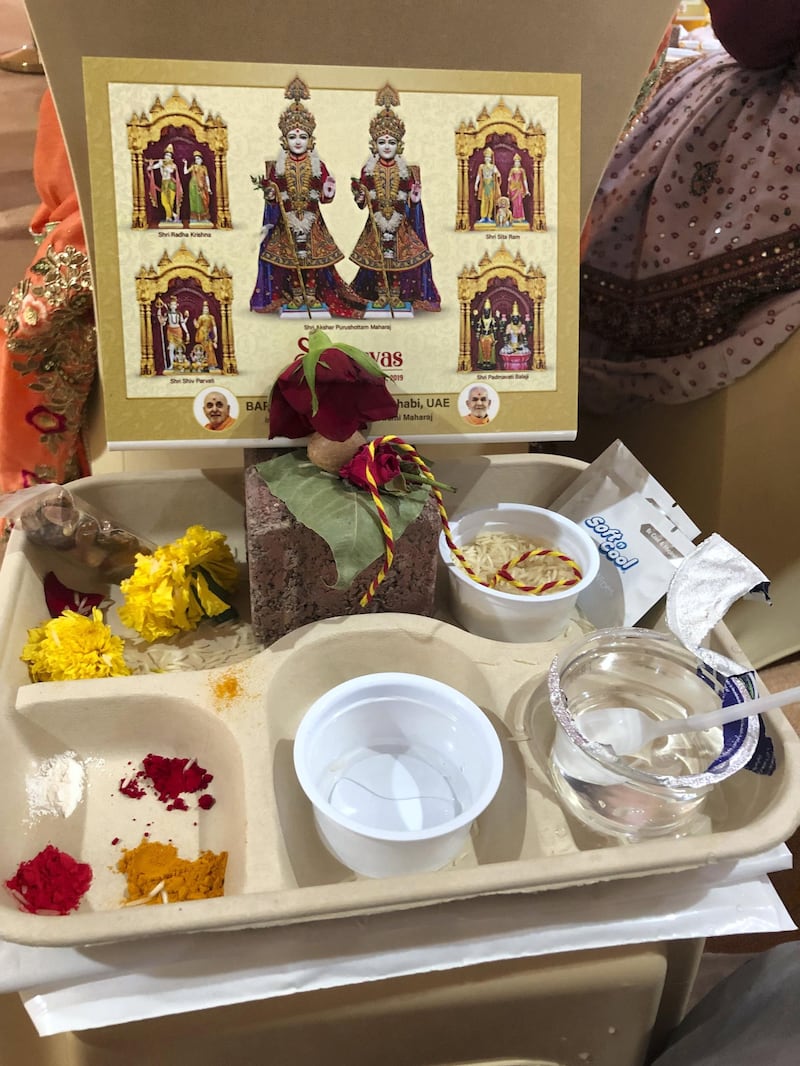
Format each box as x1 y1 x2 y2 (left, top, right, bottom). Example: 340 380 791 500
7 844 794 1036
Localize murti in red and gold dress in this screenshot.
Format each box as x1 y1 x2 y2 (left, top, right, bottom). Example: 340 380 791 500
349 85 440 312
250 77 365 318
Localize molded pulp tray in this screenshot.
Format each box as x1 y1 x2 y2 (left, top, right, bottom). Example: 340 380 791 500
1 454 799 947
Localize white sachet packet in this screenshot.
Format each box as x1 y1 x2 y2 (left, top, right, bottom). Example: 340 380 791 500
550 440 700 627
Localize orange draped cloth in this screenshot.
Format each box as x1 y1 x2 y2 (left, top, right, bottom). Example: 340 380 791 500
0 88 96 492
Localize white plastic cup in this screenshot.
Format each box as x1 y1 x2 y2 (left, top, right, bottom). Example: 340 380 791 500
438 503 600 643
293 672 504 878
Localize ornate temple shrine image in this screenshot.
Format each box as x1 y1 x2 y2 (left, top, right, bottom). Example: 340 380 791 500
455 100 547 232
135 246 237 376
127 90 232 230
250 78 439 321
457 247 547 373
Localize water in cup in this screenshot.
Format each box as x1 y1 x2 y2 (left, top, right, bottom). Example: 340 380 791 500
545 628 759 840
324 743 471 833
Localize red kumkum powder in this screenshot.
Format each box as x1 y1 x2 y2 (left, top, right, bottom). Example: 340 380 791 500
119 754 215 811
5 844 92 915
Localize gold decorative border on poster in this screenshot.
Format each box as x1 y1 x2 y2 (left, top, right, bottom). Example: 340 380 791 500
84 58 581 448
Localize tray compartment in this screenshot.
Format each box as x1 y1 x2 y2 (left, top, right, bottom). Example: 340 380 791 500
7 678 248 915
0 460 797 946
263 625 539 884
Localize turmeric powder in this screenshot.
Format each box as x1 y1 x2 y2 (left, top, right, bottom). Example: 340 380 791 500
117 839 227 905
212 668 242 707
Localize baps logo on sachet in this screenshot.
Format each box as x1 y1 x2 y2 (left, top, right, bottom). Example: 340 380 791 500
583 515 639 572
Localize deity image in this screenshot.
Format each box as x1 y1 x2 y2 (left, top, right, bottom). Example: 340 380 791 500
458 248 546 374
136 247 237 377
184 150 213 226
349 84 440 315
149 287 229 376
147 146 182 225
250 77 365 318
189 344 208 371
193 300 219 371
495 196 512 227
474 146 501 224
472 298 499 370
129 91 231 230
155 293 190 370
455 102 547 232
499 301 532 363
507 153 530 224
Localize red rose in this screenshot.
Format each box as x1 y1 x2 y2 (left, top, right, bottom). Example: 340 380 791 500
339 443 402 490
268 336 398 442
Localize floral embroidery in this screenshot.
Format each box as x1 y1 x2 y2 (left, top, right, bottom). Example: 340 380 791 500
2 244 96 468
25 406 67 434
21 468 59 488
16 293 49 337
580 50 800 413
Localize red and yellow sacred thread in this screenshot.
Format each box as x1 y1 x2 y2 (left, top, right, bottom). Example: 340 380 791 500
359 438 397 607
358 436 582 607
492 548 582 593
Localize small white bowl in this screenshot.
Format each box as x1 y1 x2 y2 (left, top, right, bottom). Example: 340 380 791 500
438 503 600 643
293 672 504 879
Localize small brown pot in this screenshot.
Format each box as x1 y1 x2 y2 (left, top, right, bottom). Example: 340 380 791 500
306 430 366 474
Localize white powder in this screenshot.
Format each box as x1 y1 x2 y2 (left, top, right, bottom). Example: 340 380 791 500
26 752 85 819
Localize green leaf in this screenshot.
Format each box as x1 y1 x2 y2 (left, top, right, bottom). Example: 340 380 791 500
256 451 430 589
302 329 335 416
301 352 323 417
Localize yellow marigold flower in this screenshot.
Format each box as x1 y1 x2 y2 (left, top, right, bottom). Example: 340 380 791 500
118 525 238 642
22 608 131 682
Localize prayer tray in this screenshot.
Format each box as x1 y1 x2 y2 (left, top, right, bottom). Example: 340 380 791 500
1 454 799 947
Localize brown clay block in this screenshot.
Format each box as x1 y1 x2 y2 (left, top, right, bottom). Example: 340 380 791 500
244 462 439 646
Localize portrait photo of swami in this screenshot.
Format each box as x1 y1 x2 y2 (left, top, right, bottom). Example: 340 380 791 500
194 387 239 432
458 383 499 426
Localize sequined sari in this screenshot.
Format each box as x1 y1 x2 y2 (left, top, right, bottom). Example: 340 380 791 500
579 47 800 413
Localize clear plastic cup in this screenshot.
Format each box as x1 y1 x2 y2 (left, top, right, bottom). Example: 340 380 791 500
544 628 760 840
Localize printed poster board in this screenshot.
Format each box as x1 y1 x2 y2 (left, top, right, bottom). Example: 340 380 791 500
28 0 679 453
83 58 581 448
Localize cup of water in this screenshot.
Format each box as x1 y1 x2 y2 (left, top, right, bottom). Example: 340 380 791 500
293 672 504 877
544 628 761 840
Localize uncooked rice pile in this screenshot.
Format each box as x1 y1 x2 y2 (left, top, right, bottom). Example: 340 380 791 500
124 619 261 674
459 532 576 595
